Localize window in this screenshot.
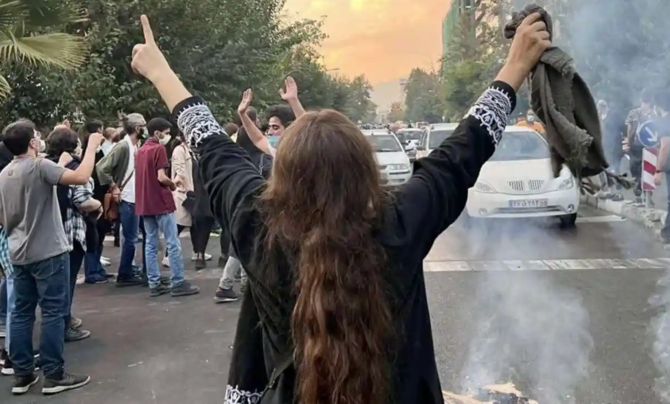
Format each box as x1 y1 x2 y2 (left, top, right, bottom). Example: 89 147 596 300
366 135 402 152
398 130 423 142
428 129 455 149
489 131 550 161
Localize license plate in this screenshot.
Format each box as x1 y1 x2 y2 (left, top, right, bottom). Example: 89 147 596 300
509 199 548 208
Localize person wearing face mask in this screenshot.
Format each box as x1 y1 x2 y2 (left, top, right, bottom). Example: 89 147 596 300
45 128 102 343
135 118 200 297
517 108 546 135
96 113 147 287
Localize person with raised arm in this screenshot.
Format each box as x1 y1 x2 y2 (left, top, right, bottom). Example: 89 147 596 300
130 13 550 404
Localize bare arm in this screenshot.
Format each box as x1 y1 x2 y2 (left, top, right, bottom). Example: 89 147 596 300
237 89 273 156
158 168 175 189
279 76 306 118
60 133 104 185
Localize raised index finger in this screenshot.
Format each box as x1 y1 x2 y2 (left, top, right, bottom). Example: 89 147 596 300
141 15 155 45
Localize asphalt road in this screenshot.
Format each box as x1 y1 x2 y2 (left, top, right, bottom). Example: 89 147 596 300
2 205 670 404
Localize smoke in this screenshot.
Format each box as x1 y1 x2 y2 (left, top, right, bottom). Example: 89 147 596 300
649 271 670 403
456 220 594 404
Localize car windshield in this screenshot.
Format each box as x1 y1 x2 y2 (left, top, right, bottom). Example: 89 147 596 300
428 129 454 149
399 130 422 142
366 135 402 152
489 131 550 161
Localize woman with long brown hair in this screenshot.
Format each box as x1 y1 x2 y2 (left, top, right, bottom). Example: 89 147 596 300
131 13 550 404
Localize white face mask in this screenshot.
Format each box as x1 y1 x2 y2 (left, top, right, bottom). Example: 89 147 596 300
159 135 171 145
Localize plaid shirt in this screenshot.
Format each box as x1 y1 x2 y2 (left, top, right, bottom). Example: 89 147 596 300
0 226 12 277
63 178 95 251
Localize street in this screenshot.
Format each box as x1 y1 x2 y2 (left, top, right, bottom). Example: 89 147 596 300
1 205 669 404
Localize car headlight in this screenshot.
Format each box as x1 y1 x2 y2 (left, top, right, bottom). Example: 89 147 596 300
557 176 574 190
474 181 496 193
388 164 410 171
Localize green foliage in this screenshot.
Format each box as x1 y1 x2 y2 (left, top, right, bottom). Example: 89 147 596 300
0 0 87 98
403 68 442 123
388 101 404 123
0 0 376 128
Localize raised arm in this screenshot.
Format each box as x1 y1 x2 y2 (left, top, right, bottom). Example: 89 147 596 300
395 12 550 256
279 76 306 118
131 15 264 233
237 89 273 156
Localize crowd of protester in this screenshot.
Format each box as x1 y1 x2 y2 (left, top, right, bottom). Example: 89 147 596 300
0 63 303 394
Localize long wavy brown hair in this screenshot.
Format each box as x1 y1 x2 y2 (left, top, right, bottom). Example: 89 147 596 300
260 109 394 404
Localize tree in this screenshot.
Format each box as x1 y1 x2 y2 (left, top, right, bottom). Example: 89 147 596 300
344 75 376 123
403 68 443 123
0 0 87 98
388 101 404 123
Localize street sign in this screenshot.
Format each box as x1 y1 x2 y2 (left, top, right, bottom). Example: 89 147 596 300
637 120 660 148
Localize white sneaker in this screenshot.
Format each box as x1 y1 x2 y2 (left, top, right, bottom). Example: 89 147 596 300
100 257 111 266
191 253 212 261
162 257 170 268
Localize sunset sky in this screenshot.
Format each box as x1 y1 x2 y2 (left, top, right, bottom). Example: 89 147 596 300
285 0 448 84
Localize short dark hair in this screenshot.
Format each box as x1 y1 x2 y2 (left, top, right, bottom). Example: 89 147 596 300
2 119 36 156
84 120 104 135
265 105 295 127
233 107 258 127
147 118 172 137
46 127 79 156
224 122 239 136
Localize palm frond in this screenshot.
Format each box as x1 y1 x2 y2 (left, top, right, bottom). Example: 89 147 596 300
0 31 87 68
0 74 11 98
16 0 87 29
0 0 26 30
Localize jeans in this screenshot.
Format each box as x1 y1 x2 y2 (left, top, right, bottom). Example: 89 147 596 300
66 243 85 326
143 213 185 288
0 276 6 327
4 272 15 350
119 201 139 280
84 220 110 282
10 253 69 378
218 256 247 290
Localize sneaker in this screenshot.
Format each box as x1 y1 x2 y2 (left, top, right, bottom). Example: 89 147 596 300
100 257 111 267
162 256 170 268
12 373 39 395
195 258 206 270
192 253 212 261
42 372 90 395
85 278 109 284
214 287 240 303
116 276 144 287
171 281 200 297
141 275 170 287
70 317 83 330
65 327 91 343
150 284 171 297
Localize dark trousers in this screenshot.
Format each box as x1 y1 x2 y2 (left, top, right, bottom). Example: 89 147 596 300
10 253 69 378
84 220 110 282
66 242 85 326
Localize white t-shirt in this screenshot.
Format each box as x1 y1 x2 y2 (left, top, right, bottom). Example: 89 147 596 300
120 136 137 203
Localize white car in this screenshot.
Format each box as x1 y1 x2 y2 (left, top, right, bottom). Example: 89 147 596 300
465 126 579 226
415 123 459 159
363 130 412 187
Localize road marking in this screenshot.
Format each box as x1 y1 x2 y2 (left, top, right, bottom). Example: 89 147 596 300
423 258 670 272
77 257 670 285
575 215 625 223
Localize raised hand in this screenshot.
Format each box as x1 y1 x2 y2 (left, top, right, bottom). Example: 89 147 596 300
279 76 298 101
131 15 171 83
238 89 253 114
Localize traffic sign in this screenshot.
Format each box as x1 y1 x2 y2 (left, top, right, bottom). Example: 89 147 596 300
637 120 660 148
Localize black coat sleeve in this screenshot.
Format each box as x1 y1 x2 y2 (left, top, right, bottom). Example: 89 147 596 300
394 81 516 256
172 97 264 245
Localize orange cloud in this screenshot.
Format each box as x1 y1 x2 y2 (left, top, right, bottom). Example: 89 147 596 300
285 0 448 84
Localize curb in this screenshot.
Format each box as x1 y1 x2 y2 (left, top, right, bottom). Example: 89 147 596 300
580 193 666 231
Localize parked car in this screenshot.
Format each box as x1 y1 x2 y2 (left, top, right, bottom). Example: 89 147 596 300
464 126 579 227
415 123 458 159
362 129 412 187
